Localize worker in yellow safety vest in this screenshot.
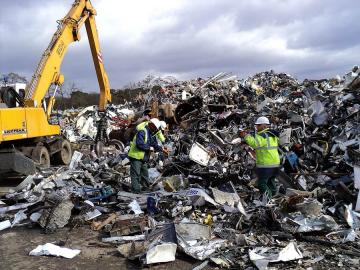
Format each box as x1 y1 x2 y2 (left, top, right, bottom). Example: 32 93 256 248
136 120 167 143
128 118 168 193
239 116 280 199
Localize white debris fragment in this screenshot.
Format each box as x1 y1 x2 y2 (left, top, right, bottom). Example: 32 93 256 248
185 188 218 207
29 243 81 259
0 220 11 231
249 242 303 270
69 151 83 170
12 209 27 227
128 200 143 215
85 209 102 221
102 235 145 243
189 142 210 166
344 204 360 229
178 238 227 260
354 166 360 211
30 211 43 223
146 243 177 264
356 191 360 212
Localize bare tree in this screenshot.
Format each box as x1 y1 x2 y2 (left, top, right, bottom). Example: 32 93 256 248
1 72 27 85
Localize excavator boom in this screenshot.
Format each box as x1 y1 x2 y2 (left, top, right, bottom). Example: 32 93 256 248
25 0 111 111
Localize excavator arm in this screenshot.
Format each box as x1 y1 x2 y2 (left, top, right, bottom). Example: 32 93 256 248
24 0 111 113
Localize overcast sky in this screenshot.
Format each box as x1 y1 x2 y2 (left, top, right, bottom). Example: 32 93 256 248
1 0 359 92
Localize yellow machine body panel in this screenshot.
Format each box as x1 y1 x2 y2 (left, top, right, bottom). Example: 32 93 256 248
0 108 60 143
25 108 60 138
0 108 27 141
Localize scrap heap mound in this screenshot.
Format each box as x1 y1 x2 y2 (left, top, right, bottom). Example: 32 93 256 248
1 66 360 269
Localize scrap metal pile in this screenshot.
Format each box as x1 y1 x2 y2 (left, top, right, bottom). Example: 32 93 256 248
1 66 360 269
59 104 135 147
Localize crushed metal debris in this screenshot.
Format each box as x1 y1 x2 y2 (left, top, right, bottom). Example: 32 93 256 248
1 67 360 268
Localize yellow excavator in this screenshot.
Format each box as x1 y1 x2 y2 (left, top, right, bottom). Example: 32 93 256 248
0 0 111 175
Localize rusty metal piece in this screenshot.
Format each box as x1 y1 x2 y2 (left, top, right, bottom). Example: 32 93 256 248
110 215 148 237
91 213 117 231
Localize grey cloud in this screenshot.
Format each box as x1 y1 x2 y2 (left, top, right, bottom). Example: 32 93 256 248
1 0 359 92
288 8 360 51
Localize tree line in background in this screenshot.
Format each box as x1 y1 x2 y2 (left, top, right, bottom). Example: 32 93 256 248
54 82 150 110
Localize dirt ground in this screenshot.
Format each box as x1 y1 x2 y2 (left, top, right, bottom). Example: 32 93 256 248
2 224 360 269
0 226 202 270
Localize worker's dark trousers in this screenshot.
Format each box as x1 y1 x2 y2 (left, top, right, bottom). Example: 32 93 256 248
256 167 279 198
130 158 149 193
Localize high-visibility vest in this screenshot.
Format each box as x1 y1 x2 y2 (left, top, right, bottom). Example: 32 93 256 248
128 125 148 160
136 121 147 130
136 121 165 143
244 128 280 168
155 130 165 143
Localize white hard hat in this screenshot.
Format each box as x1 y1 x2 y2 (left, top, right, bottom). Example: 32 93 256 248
159 121 167 130
255 116 270 125
149 118 161 129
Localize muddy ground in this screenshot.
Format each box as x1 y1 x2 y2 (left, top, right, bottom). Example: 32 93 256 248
0 226 201 270
2 225 360 269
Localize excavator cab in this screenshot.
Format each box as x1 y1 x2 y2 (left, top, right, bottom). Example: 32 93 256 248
0 84 25 108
